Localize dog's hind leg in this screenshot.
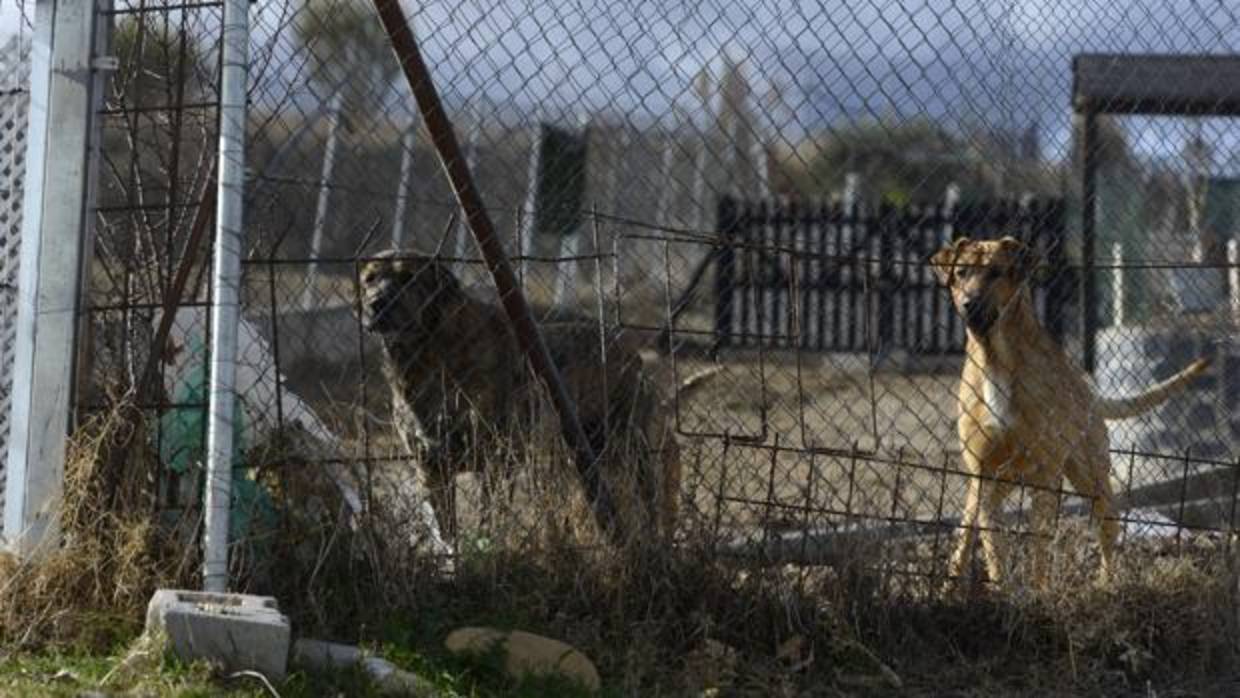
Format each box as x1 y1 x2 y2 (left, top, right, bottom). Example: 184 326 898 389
659 434 682 539
1029 487 1059 588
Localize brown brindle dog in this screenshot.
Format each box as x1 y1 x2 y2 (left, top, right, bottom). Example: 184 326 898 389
359 250 697 548
931 236 1209 587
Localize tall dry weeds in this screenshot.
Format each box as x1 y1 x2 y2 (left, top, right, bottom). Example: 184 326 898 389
0 400 197 651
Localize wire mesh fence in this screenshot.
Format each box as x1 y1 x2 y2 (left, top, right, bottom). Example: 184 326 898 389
0 31 29 501
70 0 1240 602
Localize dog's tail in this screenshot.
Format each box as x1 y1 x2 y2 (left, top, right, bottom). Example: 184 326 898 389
1095 357 1211 420
661 365 724 408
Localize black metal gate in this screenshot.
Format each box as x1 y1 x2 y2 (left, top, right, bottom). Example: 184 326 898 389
705 195 1071 355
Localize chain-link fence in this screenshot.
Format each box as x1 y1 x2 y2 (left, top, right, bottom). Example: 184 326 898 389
0 31 29 502
75 0 1240 632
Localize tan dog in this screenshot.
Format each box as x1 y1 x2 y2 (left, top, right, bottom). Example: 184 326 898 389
931 236 1209 587
359 250 701 548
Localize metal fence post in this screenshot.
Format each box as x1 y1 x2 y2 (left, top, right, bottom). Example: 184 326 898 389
302 90 342 310
877 203 896 353
1229 239 1240 326
203 0 250 592
453 107 481 265
519 123 544 284
3 0 108 555
391 118 417 248
1080 109 1099 373
1111 241 1124 327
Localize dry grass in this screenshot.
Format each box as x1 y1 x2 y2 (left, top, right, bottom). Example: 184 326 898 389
0 400 198 652
3 387 1240 695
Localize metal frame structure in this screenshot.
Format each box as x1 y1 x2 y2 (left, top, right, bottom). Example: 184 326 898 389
1072 53 1240 373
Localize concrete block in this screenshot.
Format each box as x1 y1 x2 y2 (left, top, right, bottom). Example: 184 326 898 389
146 589 291 682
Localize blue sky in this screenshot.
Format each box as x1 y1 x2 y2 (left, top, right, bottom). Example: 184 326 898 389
404 0 1240 164
5 0 1238 166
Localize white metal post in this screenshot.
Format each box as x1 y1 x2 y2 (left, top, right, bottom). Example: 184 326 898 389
1228 239 1239 325
690 130 708 232
390 120 417 249
751 135 769 200
453 108 481 268
647 133 675 301
3 0 107 554
203 0 249 593
941 180 959 242
553 230 577 308
552 113 590 308
1111 241 1124 327
302 90 342 310
518 124 543 286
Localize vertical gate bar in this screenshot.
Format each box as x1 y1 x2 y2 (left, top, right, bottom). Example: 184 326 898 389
770 200 783 346
739 202 752 346
832 201 843 350
815 202 828 351
799 201 812 350
915 212 928 352
878 203 895 355
845 202 858 350
1081 110 1099 373
713 196 737 353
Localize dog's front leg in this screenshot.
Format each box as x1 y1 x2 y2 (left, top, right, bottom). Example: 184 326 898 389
950 435 1014 588
948 472 984 585
976 471 1015 586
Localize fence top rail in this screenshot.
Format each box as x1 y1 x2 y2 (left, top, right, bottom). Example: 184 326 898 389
721 195 1064 221
720 196 1066 245
1073 53 1240 116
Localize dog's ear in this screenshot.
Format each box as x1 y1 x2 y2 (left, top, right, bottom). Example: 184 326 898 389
930 238 968 286
429 258 465 300
997 236 1038 279
404 257 467 332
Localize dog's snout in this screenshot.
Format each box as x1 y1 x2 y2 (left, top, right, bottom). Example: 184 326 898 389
961 297 981 318
960 295 994 334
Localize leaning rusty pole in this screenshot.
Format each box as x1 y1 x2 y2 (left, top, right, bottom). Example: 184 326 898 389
369 0 623 539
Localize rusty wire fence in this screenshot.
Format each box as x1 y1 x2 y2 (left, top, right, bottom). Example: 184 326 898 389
72 0 1240 594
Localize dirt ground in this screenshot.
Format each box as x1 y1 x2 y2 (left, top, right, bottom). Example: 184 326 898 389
663 349 972 536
